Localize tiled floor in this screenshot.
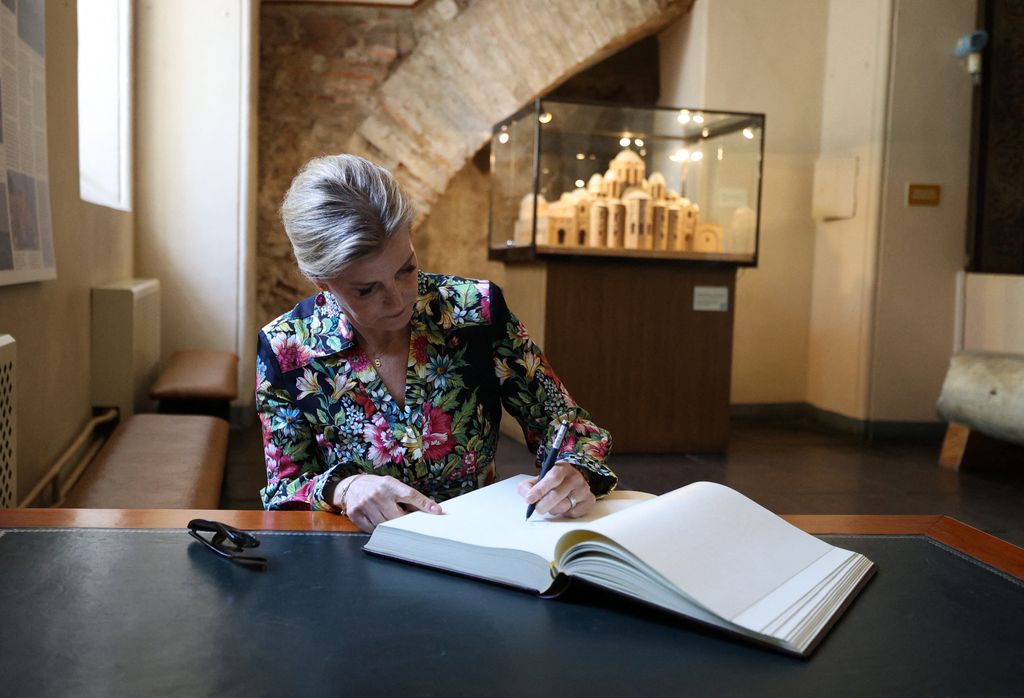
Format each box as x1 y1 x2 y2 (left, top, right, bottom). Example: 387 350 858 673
225 417 1024 547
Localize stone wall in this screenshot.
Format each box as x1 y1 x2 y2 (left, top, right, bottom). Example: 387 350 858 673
416 153 505 285
257 0 691 322
257 0 473 320
344 0 688 224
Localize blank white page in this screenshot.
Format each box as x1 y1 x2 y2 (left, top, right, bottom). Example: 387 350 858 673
580 481 834 621
375 475 654 561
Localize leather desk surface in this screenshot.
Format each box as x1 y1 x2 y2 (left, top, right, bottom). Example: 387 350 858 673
1 512 1022 697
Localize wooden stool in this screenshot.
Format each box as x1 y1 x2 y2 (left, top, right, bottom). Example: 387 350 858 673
149 350 238 421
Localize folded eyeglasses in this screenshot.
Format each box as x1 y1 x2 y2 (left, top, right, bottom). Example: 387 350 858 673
187 519 267 570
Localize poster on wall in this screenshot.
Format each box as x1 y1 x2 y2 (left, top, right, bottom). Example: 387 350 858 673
0 0 53 287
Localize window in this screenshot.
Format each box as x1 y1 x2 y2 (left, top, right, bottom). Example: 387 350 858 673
77 0 131 211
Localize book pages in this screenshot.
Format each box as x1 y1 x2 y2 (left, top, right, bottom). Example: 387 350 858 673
372 475 652 561
366 476 875 655
571 482 835 621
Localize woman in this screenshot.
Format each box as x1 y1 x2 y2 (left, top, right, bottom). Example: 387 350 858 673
257 154 616 532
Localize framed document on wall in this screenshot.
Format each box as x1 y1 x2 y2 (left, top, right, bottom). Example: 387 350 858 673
0 0 55 287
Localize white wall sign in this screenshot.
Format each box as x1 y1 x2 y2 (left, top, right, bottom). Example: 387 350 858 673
694 285 729 312
812 155 858 221
0 0 54 287
717 187 749 209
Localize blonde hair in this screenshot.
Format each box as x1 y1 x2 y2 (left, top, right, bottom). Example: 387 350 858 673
280 154 414 282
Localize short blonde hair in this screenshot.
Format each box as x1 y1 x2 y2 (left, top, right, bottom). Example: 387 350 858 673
280 154 414 282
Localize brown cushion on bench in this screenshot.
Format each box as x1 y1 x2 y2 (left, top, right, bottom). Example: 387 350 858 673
63 414 229 509
149 350 239 401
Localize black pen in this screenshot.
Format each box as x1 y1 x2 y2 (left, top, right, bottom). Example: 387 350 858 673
526 419 570 520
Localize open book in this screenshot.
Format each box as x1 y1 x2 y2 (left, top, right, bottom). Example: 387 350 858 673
364 475 876 656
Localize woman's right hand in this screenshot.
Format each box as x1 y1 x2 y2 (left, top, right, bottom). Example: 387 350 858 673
334 474 443 533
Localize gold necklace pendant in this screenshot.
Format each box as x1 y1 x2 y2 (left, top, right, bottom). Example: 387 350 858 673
358 330 400 371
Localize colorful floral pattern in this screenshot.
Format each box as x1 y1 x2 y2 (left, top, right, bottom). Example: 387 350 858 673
256 271 616 511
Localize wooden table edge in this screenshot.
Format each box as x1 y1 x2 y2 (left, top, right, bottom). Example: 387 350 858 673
2 510 1021 581
924 515 1024 581
781 514 943 535
781 513 1024 581
0 508 361 532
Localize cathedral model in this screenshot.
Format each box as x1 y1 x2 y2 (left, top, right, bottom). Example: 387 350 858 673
514 148 724 253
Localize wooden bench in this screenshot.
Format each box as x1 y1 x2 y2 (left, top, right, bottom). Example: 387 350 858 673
63 414 229 509
149 350 238 421
936 351 1024 469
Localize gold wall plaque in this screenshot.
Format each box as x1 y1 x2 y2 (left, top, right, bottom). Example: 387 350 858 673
907 183 941 207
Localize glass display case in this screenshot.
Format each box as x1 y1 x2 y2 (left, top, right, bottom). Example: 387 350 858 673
489 98 764 265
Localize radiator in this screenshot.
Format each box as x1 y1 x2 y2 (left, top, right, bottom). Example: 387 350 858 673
91 279 161 418
0 334 15 508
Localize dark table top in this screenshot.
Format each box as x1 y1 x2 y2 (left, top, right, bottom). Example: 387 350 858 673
1 520 1022 697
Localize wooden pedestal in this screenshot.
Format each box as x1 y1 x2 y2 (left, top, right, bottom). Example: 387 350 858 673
502 257 736 453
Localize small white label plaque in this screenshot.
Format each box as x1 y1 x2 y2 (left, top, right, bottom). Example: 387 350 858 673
693 286 729 312
718 187 749 208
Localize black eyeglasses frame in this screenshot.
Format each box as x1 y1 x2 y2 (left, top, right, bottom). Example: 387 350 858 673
187 518 268 570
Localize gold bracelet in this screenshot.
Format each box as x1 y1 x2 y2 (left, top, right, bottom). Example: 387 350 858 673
336 474 361 517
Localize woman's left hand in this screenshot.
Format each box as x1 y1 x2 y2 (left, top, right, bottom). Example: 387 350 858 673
517 462 596 518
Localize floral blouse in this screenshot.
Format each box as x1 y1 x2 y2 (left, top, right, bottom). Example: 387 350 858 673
256 271 616 511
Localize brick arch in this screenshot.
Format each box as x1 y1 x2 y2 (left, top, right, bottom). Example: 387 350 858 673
345 0 692 225
257 0 690 319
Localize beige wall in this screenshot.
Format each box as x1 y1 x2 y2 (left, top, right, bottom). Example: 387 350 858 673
661 0 975 424
869 0 975 422
658 1 706 107
134 0 258 409
659 0 828 405
807 0 892 420
0 0 133 501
